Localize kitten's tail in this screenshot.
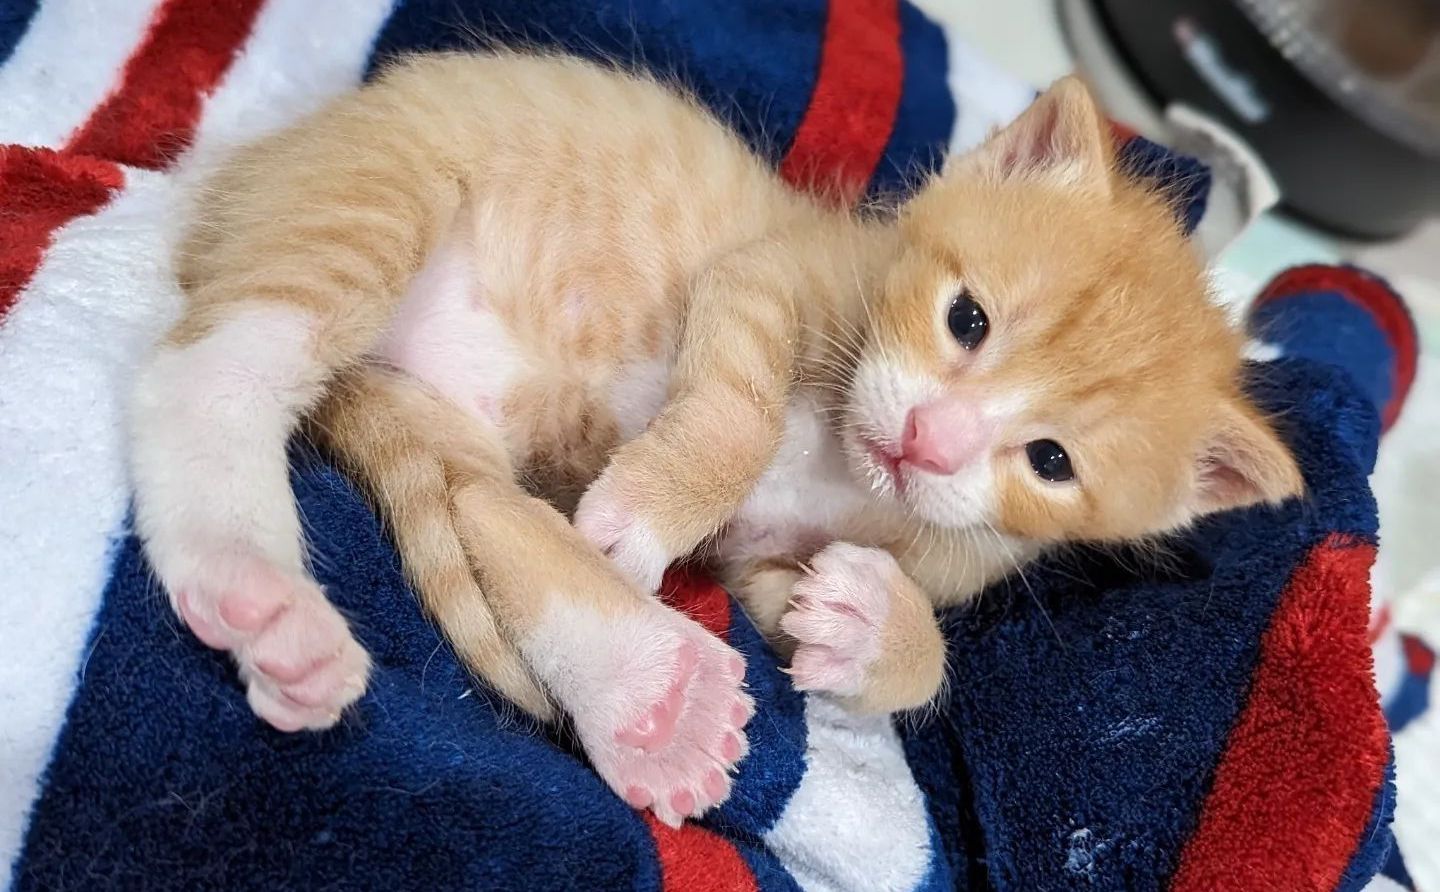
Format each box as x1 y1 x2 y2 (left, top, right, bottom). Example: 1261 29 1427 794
313 368 554 721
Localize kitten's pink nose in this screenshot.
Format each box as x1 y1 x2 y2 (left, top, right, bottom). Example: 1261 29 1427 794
901 401 992 475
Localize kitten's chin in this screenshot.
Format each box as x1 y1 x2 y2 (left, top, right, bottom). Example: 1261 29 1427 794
884 463 998 533
844 434 1005 536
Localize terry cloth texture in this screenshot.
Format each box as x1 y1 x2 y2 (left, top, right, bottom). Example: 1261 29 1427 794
0 2 1409 890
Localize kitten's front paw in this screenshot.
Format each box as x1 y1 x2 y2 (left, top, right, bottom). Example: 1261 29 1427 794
574 470 671 594
171 551 371 731
780 543 897 697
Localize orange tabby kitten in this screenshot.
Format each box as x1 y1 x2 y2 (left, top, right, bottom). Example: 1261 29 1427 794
127 52 1302 827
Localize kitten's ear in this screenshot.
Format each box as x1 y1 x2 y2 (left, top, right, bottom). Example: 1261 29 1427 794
961 75 1113 191
1190 397 1304 517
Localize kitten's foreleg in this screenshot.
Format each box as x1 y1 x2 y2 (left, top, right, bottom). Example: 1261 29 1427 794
575 240 803 591
730 544 947 715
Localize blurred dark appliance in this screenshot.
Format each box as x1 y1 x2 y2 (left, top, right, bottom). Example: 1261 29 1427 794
1084 0 1440 240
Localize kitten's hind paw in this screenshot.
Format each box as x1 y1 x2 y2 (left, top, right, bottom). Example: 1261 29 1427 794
598 627 752 827
172 551 370 731
538 599 753 827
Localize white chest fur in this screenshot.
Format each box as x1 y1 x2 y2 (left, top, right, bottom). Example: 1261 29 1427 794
718 393 879 565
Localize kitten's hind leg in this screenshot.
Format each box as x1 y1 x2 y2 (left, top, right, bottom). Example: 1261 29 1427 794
310 368 553 720
129 302 373 731
446 453 755 826
130 73 468 731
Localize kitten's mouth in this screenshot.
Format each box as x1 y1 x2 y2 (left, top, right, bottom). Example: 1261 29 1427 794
860 436 907 496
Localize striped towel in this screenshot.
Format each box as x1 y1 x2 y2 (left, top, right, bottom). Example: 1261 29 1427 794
0 2 1413 890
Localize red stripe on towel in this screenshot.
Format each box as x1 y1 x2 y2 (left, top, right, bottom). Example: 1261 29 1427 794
644 815 758 892
0 147 125 322
779 0 903 205
661 568 734 644
65 0 265 168
1171 535 1390 891
1404 634 1435 676
1258 265 1418 432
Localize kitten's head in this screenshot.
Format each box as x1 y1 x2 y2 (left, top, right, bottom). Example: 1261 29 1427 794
845 76 1302 543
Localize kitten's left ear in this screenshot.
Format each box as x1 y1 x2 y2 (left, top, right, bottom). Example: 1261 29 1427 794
1190 397 1305 517
959 75 1114 192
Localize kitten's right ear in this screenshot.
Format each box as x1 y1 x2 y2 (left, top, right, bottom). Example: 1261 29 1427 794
957 76 1113 192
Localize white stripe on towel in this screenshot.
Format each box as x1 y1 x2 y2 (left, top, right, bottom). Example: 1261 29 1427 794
0 0 166 148
0 165 179 883
765 697 935 892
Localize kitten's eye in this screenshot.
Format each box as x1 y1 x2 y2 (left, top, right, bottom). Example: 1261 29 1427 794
1026 439 1074 483
947 291 989 351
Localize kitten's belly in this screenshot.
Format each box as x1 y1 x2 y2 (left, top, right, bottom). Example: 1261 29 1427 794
377 213 527 427
375 211 674 488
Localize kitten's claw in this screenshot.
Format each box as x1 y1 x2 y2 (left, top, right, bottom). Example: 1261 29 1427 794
780 543 896 697
172 551 370 731
574 472 671 593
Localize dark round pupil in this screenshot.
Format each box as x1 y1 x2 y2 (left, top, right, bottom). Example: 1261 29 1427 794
1026 439 1074 483
947 292 989 350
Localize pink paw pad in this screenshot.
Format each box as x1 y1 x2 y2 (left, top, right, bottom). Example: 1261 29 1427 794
566 607 752 827
177 589 229 650
614 641 700 752
721 733 743 762
170 551 371 733
217 582 288 632
277 660 364 709
670 790 696 815
703 770 728 800
249 597 351 684
730 701 750 726
625 786 654 809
